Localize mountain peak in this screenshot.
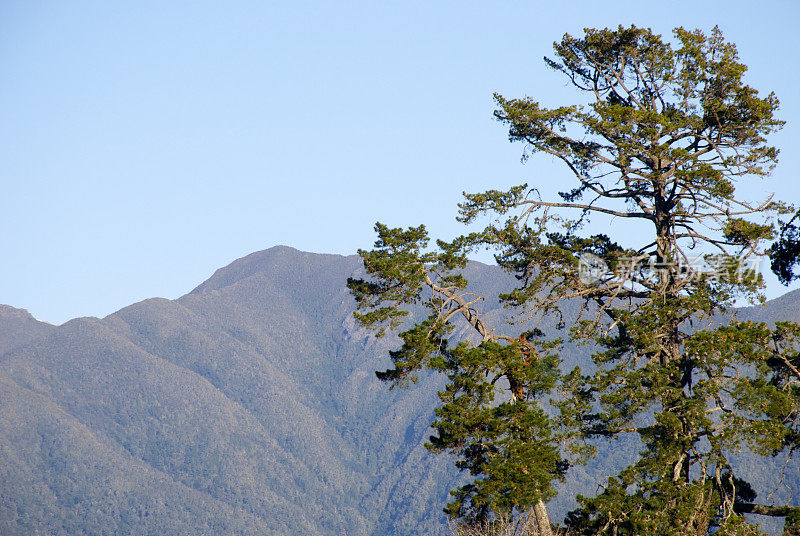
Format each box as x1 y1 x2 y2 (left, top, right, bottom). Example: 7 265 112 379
0 304 36 321
188 245 359 295
0 304 56 356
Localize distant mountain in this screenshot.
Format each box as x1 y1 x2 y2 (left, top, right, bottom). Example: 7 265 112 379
0 246 797 535
738 288 800 324
0 305 55 355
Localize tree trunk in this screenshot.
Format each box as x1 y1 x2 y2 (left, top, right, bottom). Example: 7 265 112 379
532 499 553 536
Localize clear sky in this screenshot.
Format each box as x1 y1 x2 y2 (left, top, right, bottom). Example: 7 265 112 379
2 1 799 325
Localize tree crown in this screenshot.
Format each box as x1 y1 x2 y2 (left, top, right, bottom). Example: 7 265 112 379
349 25 799 535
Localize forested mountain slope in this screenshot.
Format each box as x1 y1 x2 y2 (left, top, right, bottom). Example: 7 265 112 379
0 246 797 535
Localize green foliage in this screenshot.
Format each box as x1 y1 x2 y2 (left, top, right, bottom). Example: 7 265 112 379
350 25 800 535
430 340 565 521
770 209 800 284
349 222 566 526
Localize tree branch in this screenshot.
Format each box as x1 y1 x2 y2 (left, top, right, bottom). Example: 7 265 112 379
733 503 800 517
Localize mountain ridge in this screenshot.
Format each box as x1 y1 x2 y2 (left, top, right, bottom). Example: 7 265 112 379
1 245 798 535
0 246 458 535
0 304 56 356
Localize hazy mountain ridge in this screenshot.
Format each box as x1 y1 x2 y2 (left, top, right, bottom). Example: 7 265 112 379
0 246 798 535
0 247 459 535
0 304 55 356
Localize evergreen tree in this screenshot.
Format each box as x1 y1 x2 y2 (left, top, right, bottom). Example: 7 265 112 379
348 223 564 535
348 26 800 535
770 209 800 284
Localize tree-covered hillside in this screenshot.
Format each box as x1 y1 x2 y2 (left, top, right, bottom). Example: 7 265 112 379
0 246 797 534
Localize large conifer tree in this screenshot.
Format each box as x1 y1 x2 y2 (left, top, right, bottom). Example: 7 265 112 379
348 26 800 535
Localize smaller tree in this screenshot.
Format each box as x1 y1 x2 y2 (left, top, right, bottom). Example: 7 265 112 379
348 224 564 535
771 209 800 284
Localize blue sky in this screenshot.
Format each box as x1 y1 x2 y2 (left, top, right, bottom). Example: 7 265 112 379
2 1 799 324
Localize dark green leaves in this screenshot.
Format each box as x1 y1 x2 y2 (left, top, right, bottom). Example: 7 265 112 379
347 223 431 336
350 24 799 534
770 209 800 284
